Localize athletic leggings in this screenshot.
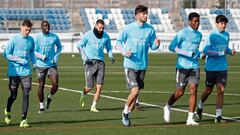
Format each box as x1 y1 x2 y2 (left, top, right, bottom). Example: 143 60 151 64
6 76 31 120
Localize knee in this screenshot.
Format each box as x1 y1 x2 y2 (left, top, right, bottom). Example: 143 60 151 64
178 91 184 97
23 92 30 98
176 89 184 97
216 84 224 94
10 92 17 100
11 95 17 100
205 88 213 94
38 84 45 91
189 88 197 96
52 83 58 90
131 88 139 97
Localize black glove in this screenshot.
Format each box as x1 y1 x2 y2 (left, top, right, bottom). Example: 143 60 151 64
111 58 115 64
85 59 93 65
33 64 38 71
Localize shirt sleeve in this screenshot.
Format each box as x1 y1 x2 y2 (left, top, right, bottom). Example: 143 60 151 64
149 29 159 50
30 39 36 65
105 35 113 59
168 33 193 57
203 34 221 56
116 29 127 56
53 35 62 61
77 34 88 61
34 36 45 60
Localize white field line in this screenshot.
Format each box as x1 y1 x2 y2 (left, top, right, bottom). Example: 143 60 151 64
99 90 240 97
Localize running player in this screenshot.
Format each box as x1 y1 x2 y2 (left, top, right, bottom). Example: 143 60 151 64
196 15 236 123
116 5 160 127
163 12 204 126
34 20 62 113
3 19 35 128
78 19 115 112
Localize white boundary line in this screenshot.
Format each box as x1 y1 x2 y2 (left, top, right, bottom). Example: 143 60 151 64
31 82 240 122
99 90 240 97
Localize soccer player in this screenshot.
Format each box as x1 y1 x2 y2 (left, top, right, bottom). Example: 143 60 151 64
34 21 62 113
116 5 160 127
196 15 236 123
77 19 115 112
3 20 35 128
163 12 203 126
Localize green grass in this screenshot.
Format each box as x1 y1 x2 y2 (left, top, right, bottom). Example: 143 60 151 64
0 53 239 135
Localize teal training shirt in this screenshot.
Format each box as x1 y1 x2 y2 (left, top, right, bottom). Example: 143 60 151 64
169 27 202 69
203 29 232 71
116 22 159 70
4 34 35 76
77 30 113 62
34 32 62 67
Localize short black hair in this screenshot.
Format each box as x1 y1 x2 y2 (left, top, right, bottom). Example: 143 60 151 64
188 12 200 21
22 19 33 27
41 20 50 26
135 5 148 16
216 15 228 23
96 19 105 25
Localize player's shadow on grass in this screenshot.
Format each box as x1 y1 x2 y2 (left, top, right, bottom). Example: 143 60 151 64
138 106 161 110
30 116 148 127
133 117 238 127
45 108 95 113
174 102 240 108
134 121 188 127
198 118 240 124
96 107 123 111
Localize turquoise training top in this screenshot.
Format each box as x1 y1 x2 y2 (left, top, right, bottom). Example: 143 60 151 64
203 29 232 71
77 30 113 62
169 26 202 69
34 32 62 67
116 22 159 70
4 34 35 76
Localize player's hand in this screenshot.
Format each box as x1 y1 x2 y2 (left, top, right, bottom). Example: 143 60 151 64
192 51 200 59
231 49 236 55
200 53 206 59
110 58 115 64
154 38 160 46
218 50 225 56
41 55 47 61
125 49 132 57
53 56 58 64
33 64 38 71
85 59 93 65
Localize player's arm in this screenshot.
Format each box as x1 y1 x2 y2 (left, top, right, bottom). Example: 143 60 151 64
149 29 160 50
34 37 46 61
203 35 225 56
226 37 236 55
226 47 236 55
168 34 193 57
116 29 131 57
77 34 88 61
3 38 27 65
30 40 36 65
53 36 62 63
105 35 115 64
